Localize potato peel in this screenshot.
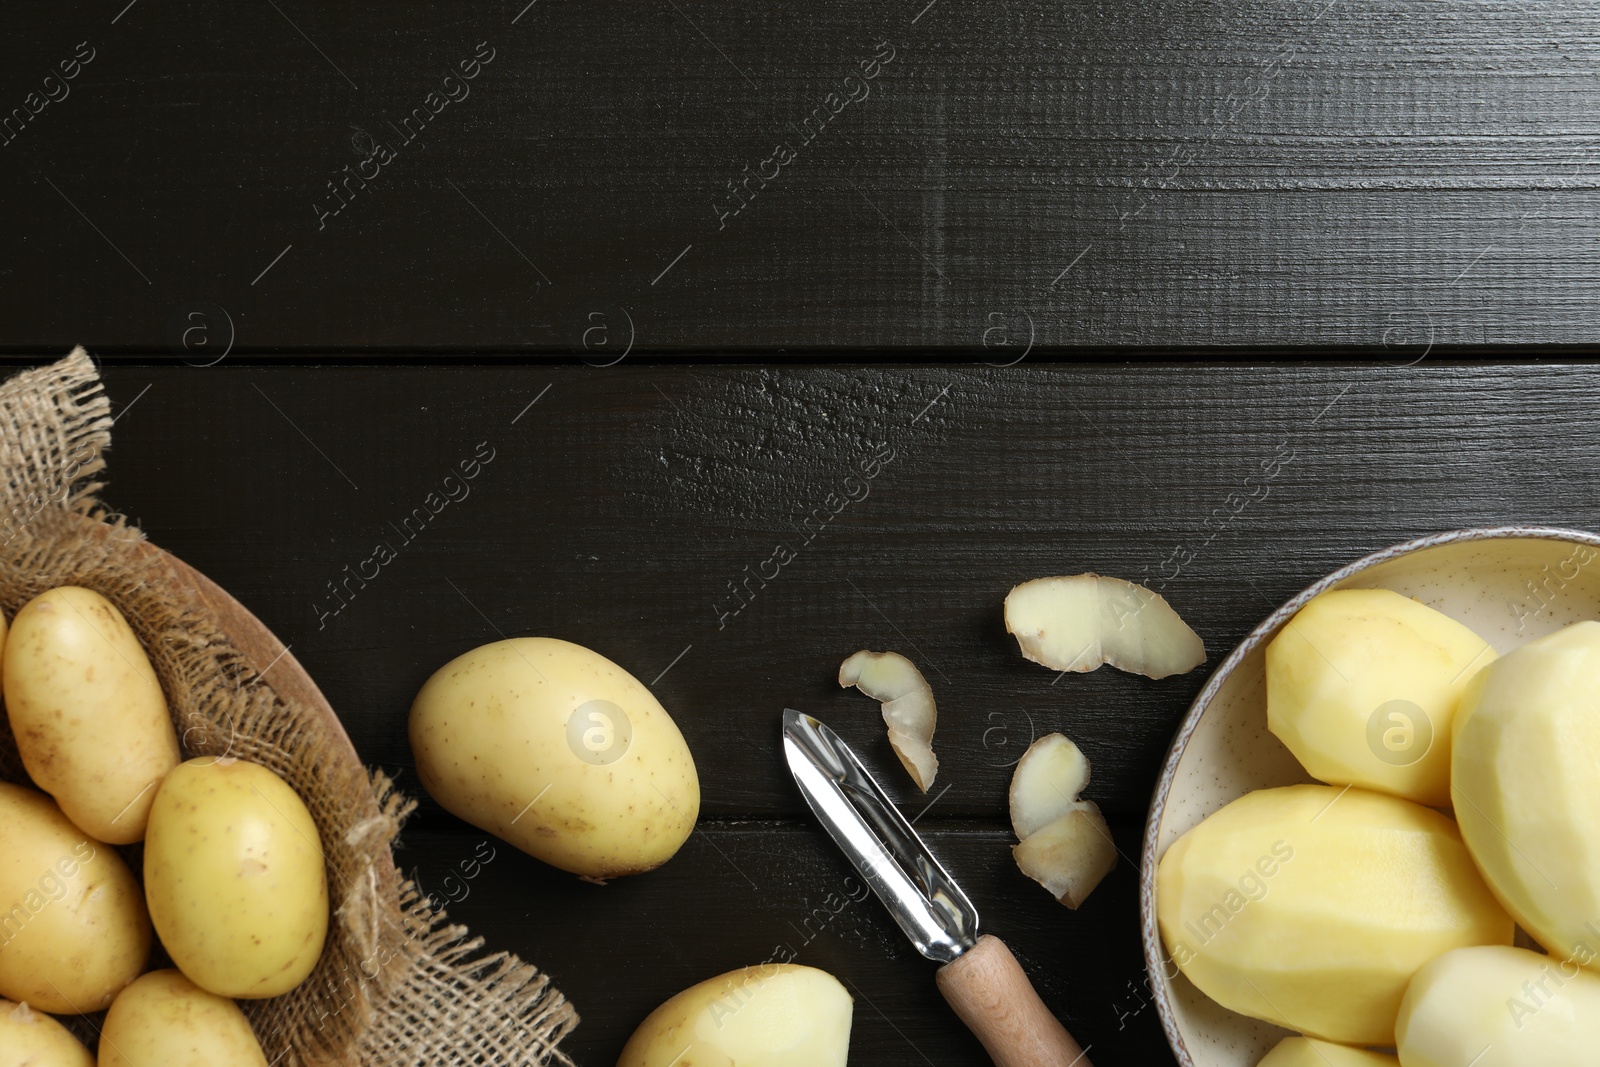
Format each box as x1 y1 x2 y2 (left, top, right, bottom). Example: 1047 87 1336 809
1004 573 1205 680
838 650 938 792
1009 732 1116 908
1008 732 1092 840
1012 807 1118 909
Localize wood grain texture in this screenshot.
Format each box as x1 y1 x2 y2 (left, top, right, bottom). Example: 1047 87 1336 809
77 361 1600 1065
937 935 1093 1067
3 1 1600 350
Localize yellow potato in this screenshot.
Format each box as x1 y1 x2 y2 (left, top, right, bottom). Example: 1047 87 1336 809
0 997 94 1066
143 758 328 998
3 586 180 843
1451 621 1600 963
0 783 149 1014
410 637 699 880
1258 1037 1397 1067
618 964 852 1067
1397 945 1600 1067
1266 588 1495 807
1157 784 1511 1045
100 970 268 1067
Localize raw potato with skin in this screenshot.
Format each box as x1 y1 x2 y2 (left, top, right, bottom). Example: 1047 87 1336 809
838 650 937 791
100 970 269 1067
617 963 852 1067
1451 621 1600 962
1266 588 1495 807
0 998 94 1067
410 638 700 880
0 783 150 1014
1257 1037 1397 1067
1396 945 1600 1067
1157 784 1512 1045
3 586 180 844
143 758 329 999
1008 733 1116 908
1004 575 1205 680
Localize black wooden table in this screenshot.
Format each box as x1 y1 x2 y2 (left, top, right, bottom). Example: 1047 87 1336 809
8 0 1600 1062
79 361 1597 1066
5 1 1600 352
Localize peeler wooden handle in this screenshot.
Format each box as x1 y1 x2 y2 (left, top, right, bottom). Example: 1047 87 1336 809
936 935 1093 1067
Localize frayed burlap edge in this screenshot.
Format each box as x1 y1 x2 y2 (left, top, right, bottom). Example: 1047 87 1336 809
0 350 578 1066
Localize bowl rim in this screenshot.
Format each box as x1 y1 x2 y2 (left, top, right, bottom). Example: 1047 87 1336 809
1137 523 1600 1066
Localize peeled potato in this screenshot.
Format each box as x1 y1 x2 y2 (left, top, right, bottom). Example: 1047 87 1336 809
838 650 937 791
3 586 180 843
1396 945 1600 1067
1157 784 1512 1045
0 998 94 1066
1004 574 1204 679
1008 733 1115 908
100 970 268 1067
1258 1037 1397 1067
1451 621 1600 962
1265 587 1494 806
411 638 699 879
618 963 852 1067
144 758 328 998
0 783 150 1014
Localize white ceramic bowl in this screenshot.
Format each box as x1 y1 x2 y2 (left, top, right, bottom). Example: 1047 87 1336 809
1139 525 1600 1066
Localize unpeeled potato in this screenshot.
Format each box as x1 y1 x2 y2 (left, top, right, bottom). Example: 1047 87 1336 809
618 964 852 1067
0 783 150 1014
143 758 328 998
100 970 268 1067
410 637 699 880
3 586 180 843
0 997 93 1066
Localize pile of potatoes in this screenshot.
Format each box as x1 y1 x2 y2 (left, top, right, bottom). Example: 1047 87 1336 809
0 587 328 1066
1159 588 1600 1066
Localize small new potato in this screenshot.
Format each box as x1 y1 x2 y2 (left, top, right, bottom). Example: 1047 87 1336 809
0 783 150 1014
1266 588 1495 806
3 586 180 844
144 758 329 998
0 998 94 1067
618 964 852 1067
1397 945 1600 1067
410 638 700 880
100 970 268 1067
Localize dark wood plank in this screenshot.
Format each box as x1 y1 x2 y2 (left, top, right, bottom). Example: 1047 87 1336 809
79 361 1600 1064
4 2 1600 350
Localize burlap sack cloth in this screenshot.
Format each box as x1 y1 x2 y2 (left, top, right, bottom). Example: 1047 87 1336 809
0 351 578 1065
